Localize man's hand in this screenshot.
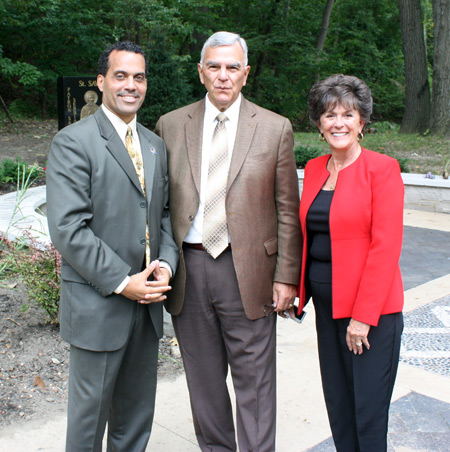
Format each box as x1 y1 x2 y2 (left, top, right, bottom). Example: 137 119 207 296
121 260 171 303
140 261 171 304
272 282 297 313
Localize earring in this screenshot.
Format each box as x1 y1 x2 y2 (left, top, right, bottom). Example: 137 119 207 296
319 132 325 142
357 131 365 142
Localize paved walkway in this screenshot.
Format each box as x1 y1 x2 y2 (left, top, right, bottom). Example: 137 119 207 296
0 208 449 451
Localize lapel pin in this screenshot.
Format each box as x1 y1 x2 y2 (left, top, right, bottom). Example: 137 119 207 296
150 147 157 156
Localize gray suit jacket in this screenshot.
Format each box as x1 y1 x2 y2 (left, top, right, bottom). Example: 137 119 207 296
47 108 178 351
155 97 301 320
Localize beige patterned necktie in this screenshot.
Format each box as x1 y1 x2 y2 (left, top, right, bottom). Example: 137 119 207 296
203 113 229 259
126 126 145 191
125 126 150 265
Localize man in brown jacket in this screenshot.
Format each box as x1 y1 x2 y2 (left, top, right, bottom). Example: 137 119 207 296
155 31 301 452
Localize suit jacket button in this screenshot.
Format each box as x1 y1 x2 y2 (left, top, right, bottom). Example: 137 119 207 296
188 215 194 221
140 201 146 208
140 239 146 245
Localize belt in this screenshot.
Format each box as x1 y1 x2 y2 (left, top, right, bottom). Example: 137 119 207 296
183 242 231 253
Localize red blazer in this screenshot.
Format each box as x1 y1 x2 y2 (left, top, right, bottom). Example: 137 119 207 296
298 148 404 326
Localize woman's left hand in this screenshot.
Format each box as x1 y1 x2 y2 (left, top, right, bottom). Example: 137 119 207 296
346 319 371 355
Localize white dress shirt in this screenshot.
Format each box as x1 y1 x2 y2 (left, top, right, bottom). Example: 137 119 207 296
100 105 172 293
102 104 142 158
184 94 242 244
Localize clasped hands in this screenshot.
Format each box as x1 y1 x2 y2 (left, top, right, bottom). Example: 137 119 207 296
121 260 171 304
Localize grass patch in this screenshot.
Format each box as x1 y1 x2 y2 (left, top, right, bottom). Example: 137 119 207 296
294 130 450 175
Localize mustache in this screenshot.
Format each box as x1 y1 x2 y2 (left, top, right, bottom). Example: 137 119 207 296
117 91 141 98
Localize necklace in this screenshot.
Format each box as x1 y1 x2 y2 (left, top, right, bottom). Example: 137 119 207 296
327 157 339 190
327 147 362 190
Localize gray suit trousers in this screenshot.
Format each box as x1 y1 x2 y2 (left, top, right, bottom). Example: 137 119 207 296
66 303 159 452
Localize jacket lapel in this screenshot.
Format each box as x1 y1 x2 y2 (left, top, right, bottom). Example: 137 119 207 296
185 100 205 195
138 124 157 201
301 157 331 232
228 97 257 190
95 109 143 194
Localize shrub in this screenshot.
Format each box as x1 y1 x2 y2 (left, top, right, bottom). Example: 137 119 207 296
8 99 41 118
294 145 322 168
376 149 410 173
0 232 61 323
396 157 410 173
369 121 400 133
0 157 43 186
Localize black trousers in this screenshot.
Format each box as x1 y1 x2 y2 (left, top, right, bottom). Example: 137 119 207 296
310 280 403 452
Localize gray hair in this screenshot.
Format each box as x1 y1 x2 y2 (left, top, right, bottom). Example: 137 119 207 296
308 74 373 127
199 31 248 67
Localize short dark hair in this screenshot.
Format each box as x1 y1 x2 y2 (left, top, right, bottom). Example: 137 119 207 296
98 41 148 76
308 74 373 127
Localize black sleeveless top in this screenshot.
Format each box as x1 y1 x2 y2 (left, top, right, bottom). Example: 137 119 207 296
306 189 334 284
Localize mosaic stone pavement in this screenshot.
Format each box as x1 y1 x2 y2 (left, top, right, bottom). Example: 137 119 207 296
306 225 450 451
307 391 450 452
401 295 450 378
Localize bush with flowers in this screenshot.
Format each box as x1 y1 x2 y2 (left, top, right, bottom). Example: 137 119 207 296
0 231 61 323
0 160 60 323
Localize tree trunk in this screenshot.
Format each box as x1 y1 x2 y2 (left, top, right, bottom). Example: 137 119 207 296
250 0 281 98
398 0 430 134
313 0 336 82
431 0 450 136
0 94 13 123
316 0 336 51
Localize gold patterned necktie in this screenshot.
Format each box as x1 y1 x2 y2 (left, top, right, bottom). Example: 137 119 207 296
202 113 229 259
125 126 150 265
126 126 145 191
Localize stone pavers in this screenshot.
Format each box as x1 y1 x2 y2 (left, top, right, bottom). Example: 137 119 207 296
389 392 450 452
401 226 450 290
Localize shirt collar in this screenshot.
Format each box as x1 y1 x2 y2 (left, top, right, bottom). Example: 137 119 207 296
101 104 137 140
204 93 242 126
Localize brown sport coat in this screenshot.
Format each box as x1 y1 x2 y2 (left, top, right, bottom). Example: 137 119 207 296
155 96 301 320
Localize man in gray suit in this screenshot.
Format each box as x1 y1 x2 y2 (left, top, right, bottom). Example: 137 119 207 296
47 41 178 451
155 32 301 452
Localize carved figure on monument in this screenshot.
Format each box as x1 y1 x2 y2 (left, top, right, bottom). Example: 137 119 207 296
80 90 99 119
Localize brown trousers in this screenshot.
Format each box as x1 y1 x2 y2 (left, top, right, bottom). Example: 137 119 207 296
173 246 277 452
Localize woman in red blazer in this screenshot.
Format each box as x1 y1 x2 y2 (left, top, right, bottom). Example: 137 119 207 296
298 75 404 452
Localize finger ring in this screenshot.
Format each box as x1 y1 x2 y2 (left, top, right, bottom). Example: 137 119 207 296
288 304 293 308
356 342 362 346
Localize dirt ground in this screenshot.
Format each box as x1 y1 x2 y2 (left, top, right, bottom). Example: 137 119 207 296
0 280 183 426
0 119 56 167
0 119 184 427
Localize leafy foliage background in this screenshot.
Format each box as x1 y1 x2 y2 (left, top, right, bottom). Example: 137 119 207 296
0 0 431 129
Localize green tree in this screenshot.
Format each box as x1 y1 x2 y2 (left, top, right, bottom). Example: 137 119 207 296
140 29 194 128
0 0 426 130
318 0 404 122
0 45 43 118
431 0 450 136
0 0 190 118
398 0 431 133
